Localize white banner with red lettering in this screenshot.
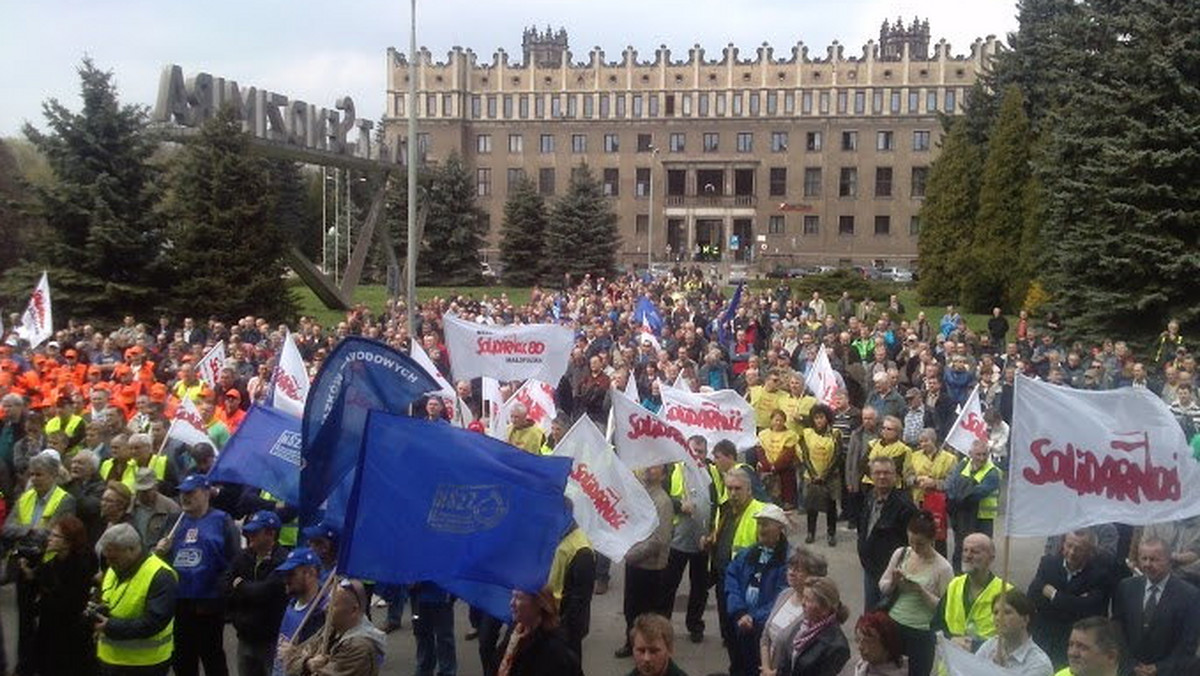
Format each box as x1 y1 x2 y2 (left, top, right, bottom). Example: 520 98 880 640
271 330 311 418
197 340 227 389
552 416 657 561
16 272 52 348
168 395 212 448
659 383 757 451
411 341 455 399
487 379 557 439
944 384 986 453
443 313 574 384
1007 375 1200 537
610 390 710 493
804 346 841 405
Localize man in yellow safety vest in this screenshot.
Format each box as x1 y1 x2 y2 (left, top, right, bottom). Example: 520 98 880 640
94 522 178 676
935 533 1011 651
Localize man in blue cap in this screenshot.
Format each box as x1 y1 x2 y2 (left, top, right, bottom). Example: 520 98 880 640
300 521 339 584
272 547 326 676
224 510 288 676
156 473 240 676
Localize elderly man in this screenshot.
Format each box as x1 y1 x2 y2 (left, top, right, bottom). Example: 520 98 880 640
0 393 27 500
131 467 180 551
710 467 767 673
856 455 917 610
283 579 385 676
935 533 1012 650
505 403 545 455
1030 529 1121 667
947 438 1003 571
65 448 107 543
1112 537 1200 676
95 523 178 676
866 371 905 422
725 504 790 676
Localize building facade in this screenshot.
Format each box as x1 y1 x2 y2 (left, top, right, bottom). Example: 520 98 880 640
384 20 998 270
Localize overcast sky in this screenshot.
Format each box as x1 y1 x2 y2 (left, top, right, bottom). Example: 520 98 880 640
1 0 1018 138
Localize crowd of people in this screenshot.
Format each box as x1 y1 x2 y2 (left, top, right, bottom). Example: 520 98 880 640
0 265 1196 676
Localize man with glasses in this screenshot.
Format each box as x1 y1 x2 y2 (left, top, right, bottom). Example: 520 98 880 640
856 456 916 610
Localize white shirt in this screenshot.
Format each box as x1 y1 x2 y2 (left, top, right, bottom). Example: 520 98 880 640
976 635 1054 676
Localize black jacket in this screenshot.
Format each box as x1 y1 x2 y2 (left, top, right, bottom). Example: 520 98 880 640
1113 574 1200 676
857 489 918 581
222 545 288 643
1028 553 1121 666
780 621 851 676
496 625 583 676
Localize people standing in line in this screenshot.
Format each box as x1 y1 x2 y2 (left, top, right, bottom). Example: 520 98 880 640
1028 529 1120 668
616 464 674 658
844 407 880 528
857 456 917 611
946 439 1002 572
799 404 841 546
711 466 768 673
663 440 715 645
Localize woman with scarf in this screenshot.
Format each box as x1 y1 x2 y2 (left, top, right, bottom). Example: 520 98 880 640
776 577 851 676
494 587 582 676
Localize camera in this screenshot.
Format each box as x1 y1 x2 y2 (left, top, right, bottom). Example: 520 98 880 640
84 601 110 623
13 530 48 566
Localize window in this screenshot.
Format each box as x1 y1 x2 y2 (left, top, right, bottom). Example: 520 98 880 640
508 134 523 153
616 94 626 118
837 91 848 115
632 94 643 118
803 215 820 235
748 92 761 116
567 95 577 118
648 95 659 118
854 91 866 114
635 168 651 197
913 131 931 152
716 93 726 116
768 215 786 234
875 167 893 197
841 131 857 151
927 90 938 112
872 90 883 114
417 133 430 156
911 167 929 198
703 133 720 152
603 168 620 196
539 168 555 196
890 91 901 114
769 168 787 196
945 89 957 113
908 89 920 113
519 95 530 119
805 131 822 151
876 131 894 151
506 168 525 194
571 134 587 153
604 134 620 153
803 168 822 197
476 134 492 154
487 96 497 118
802 91 813 115
737 132 753 153
874 215 891 236
425 95 435 117
476 168 491 196
732 91 744 116
665 94 675 116
503 95 513 119
637 133 654 153
839 167 858 197
599 94 610 118
636 215 649 234
770 131 789 153
535 96 545 119
698 93 709 117
669 133 685 153
550 96 562 118
539 134 555 154
909 215 921 236
766 91 778 115
442 94 453 116
470 95 481 119
681 94 692 116
582 95 593 118
838 215 855 235
784 92 795 114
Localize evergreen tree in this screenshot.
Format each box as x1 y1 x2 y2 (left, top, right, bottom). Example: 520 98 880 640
420 153 485 285
6 58 165 319
0 140 40 276
498 176 548 285
162 107 294 320
267 160 318 260
959 86 1034 312
916 118 983 305
547 164 620 280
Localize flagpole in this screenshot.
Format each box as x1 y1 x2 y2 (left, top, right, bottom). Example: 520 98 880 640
289 567 339 644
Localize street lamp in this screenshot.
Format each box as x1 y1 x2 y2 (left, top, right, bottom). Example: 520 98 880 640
648 145 659 270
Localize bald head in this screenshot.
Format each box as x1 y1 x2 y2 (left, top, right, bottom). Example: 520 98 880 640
962 533 996 573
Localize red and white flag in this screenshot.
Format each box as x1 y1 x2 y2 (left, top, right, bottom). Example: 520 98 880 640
1007 375 1200 537
660 382 757 451
552 416 658 561
803 346 842 405
271 331 311 418
168 395 212 448
443 313 574 384
639 317 661 350
16 272 52 348
610 390 707 482
411 341 455 399
196 340 227 389
944 384 987 453
488 379 557 439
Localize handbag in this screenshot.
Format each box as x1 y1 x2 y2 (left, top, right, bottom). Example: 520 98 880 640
922 490 949 541
874 546 909 612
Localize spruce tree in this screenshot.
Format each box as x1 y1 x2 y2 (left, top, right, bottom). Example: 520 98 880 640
916 118 983 305
8 58 165 319
547 164 620 280
498 176 548 285
162 107 294 320
420 153 485 285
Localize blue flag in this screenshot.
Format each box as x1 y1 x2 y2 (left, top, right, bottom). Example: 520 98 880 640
339 412 572 595
301 337 438 527
207 405 301 505
717 281 744 348
633 295 663 335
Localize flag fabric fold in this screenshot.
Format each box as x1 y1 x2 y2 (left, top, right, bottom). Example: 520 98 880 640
488 379 557 439
717 282 743 348
16 272 52 348
803 345 843 405
197 340 227 388
411 341 456 399
207 405 301 505
935 636 1011 676
271 330 311 418
168 395 211 448
659 382 757 451
944 384 986 453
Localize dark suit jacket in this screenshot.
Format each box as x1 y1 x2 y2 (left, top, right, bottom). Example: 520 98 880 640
1113 574 1200 676
1028 553 1120 666
857 488 918 581
779 621 851 676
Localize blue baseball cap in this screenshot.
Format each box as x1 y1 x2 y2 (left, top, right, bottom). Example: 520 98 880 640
177 474 211 493
301 522 339 542
242 510 282 534
274 547 321 573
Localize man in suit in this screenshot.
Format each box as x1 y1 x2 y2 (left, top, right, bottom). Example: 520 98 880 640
1029 529 1121 668
1112 537 1200 676
856 455 917 610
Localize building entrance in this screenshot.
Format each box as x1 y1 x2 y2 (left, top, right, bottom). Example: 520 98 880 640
695 219 723 261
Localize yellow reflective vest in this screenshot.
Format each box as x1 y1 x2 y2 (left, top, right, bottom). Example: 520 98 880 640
100 456 167 492
548 527 592 600
959 459 1002 521
716 498 766 554
943 573 1011 639
15 486 68 528
97 555 176 667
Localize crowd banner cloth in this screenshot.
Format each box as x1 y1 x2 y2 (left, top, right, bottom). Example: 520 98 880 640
16 272 52 348
551 415 658 561
803 345 843 406
659 382 757 451
443 313 574 384
208 404 301 505
411 341 456 399
610 389 711 493
488 379 557 439
168 395 211 447
300 337 438 527
935 636 1011 676
944 384 986 454
197 340 227 388
271 330 311 418
717 281 744 349
1007 375 1200 537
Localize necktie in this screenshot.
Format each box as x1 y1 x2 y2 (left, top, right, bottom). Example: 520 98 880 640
1143 584 1160 628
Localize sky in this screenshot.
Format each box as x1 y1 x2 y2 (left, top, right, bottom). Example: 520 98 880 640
0 0 1019 138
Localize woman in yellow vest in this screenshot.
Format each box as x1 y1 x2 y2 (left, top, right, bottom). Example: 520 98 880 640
748 370 787 430
757 409 799 510
909 429 958 558
799 404 841 546
94 522 178 675
780 374 817 435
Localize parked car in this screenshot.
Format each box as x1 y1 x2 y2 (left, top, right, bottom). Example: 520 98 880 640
880 267 914 282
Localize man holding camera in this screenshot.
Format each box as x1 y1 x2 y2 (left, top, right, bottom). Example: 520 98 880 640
95 523 178 676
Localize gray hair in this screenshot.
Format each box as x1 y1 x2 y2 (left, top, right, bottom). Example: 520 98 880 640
1 393 25 407
28 452 62 476
97 523 142 553
128 433 152 447
725 466 753 487
918 428 938 445
788 546 830 577
72 449 100 474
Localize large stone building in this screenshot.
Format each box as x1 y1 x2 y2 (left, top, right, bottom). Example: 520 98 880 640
384 19 998 271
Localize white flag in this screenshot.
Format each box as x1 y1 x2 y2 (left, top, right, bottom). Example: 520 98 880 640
411 341 455 399
660 382 757 451
624 372 639 402
168 396 213 448
672 370 689 392
936 636 1011 676
944 384 987 453
610 390 707 483
443 313 575 384
196 340 227 388
552 416 658 561
638 317 661 350
488 379 557 440
803 345 841 406
16 272 52 348
271 331 311 418
1007 375 1200 537
481 377 502 427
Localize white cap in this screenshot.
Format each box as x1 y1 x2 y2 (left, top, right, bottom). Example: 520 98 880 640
754 503 789 526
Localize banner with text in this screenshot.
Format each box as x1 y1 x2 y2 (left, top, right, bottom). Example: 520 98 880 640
444 314 574 384
944 384 986 453
197 340 227 389
488 379 557 440
610 390 710 493
16 272 52 348
659 383 757 451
